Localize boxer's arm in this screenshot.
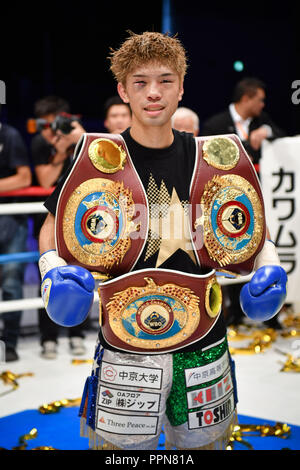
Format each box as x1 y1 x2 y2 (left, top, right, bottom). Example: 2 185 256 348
38 212 95 327
39 212 56 254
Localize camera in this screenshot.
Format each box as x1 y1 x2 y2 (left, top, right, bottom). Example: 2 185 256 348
27 112 81 135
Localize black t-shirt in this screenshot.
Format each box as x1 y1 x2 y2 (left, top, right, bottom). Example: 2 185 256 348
44 128 226 353
0 122 30 204
0 122 30 231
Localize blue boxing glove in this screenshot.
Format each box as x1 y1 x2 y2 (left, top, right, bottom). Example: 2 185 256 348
240 265 287 321
39 249 95 327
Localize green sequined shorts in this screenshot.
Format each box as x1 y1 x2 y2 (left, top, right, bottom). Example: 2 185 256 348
166 338 236 426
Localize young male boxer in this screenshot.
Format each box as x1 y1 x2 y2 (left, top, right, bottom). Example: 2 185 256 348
38 32 287 450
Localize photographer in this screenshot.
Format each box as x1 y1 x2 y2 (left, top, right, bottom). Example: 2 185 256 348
31 96 87 359
31 96 85 188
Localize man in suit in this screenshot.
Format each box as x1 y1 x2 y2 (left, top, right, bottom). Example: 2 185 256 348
172 106 200 136
202 78 285 328
202 77 285 164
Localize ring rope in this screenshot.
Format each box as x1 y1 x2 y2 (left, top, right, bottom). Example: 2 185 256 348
0 202 47 215
0 186 55 197
0 292 99 315
0 251 40 265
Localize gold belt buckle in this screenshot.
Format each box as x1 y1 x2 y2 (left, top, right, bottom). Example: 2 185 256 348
98 273 222 352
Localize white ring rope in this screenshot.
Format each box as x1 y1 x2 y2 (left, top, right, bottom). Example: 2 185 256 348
0 202 47 215
0 292 100 315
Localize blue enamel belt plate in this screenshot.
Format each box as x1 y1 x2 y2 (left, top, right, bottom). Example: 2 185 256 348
198 174 264 267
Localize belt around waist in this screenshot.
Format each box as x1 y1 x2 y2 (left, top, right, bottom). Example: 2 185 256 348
98 268 222 354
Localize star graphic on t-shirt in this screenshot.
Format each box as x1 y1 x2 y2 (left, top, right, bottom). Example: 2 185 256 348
144 173 196 266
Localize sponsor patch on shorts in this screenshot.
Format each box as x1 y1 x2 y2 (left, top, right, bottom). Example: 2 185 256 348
186 369 233 410
98 385 161 413
100 361 163 390
96 409 159 435
184 351 229 387
188 392 234 429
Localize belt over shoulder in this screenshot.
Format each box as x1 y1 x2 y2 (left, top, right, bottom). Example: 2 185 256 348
55 133 148 278
190 134 266 276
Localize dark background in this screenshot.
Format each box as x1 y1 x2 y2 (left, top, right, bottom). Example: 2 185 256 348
1 1 300 148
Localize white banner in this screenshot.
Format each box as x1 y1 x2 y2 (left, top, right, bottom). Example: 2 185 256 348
260 137 300 305
184 351 229 388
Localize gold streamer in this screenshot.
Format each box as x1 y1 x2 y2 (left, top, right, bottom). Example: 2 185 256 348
38 398 81 414
12 428 38 450
227 325 256 341
226 422 291 450
0 370 34 388
228 327 277 355
226 425 254 450
277 352 300 373
238 422 290 437
281 329 300 339
0 371 34 396
71 359 93 365
279 311 300 339
282 313 300 329
31 446 57 450
8 428 58 451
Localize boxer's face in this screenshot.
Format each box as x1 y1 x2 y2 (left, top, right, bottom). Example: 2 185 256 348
117 62 184 129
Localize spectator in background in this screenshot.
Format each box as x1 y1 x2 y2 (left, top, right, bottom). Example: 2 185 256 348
202 77 285 164
172 106 199 136
31 96 85 188
0 105 32 361
103 95 131 133
201 78 286 329
31 96 88 359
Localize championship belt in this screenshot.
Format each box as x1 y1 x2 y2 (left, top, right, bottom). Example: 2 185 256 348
55 133 148 278
190 134 266 275
98 268 222 354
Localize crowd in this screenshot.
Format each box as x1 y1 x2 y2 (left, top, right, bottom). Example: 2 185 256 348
0 77 286 362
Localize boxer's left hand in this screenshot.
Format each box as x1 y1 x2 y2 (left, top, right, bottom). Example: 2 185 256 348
240 265 287 321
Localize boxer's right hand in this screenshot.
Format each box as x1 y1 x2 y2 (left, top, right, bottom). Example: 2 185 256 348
39 249 95 327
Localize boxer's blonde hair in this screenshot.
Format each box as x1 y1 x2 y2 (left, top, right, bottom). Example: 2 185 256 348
109 31 188 84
